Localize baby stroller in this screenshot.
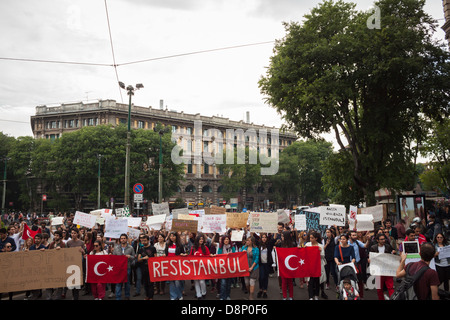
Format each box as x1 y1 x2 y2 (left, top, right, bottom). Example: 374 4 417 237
337 265 359 300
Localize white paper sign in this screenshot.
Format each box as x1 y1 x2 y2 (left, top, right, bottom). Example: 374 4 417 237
152 202 170 216
104 218 128 239
172 208 189 219
368 252 401 277
349 205 358 221
438 245 450 260
360 205 383 222
51 217 64 226
294 214 307 231
73 211 97 229
320 206 346 226
126 217 142 228
231 230 244 242
277 209 290 224
200 214 227 234
249 212 278 233
127 227 141 240
349 214 374 231
146 214 167 230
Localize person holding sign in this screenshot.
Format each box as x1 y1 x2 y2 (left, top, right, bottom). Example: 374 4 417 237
112 233 135 300
433 233 450 292
305 231 327 300
164 231 186 300
137 235 157 300
217 235 236 300
190 233 211 300
241 236 259 300
280 231 297 300
368 233 396 300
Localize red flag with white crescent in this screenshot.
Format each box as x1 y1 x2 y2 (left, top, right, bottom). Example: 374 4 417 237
22 223 41 241
86 255 128 283
275 246 321 278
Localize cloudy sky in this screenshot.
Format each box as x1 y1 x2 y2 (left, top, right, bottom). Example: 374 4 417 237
0 0 447 150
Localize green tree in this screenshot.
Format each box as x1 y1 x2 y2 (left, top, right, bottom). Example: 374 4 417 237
259 0 450 205
270 139 333 207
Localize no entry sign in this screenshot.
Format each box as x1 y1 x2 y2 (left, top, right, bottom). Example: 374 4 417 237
133 183 144 194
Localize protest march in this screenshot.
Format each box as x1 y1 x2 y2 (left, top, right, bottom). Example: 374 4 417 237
0 202 449 304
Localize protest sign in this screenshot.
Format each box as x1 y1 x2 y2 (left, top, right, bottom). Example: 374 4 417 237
0 247 83 293
349 214 374 231
146 214 167 230
294 214 307 231
209 206 226 215
148 252 249 282
320 206 346 226
104 218 128 238
360 205 384 222
126 217 142 228
298 208 328 238
127 227 141 240
277 209 290 224
73 211 97 229
152 202 170 216
51 216 64 226
231 230 244 242
178 214 195 220
226 212 249 229
438 245 450 260
171 219 198 233
200 214 227 234
172 208 189 219
368 252 401 277
249 212 277 233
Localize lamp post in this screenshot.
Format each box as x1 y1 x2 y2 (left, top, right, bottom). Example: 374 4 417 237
119 82 144 208
97 153 103 209
1 157 9 214
154 126 169 203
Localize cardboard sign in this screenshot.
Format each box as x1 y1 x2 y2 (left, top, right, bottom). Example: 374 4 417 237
226 212 249 229
249 212 277 233
208 206 226 215
171 219 198 233
0 247 83 293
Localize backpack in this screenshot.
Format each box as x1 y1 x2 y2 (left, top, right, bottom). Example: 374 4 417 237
390 263 429 300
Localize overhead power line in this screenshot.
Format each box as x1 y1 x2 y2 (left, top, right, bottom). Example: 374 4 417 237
0 57 112 67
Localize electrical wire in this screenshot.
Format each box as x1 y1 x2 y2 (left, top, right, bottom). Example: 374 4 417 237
104 0 123 103
0 57 112 67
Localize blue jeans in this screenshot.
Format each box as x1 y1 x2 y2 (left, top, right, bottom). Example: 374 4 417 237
259 263 270 291
220 278 232 300
115 268 131 300
134 265 142 294
169 280 184 300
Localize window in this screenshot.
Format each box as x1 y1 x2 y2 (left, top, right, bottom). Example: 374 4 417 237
185 185 196 192
138 121 145 129
187 163 193 173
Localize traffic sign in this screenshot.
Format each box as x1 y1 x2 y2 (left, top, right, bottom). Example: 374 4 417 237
133 183 144 194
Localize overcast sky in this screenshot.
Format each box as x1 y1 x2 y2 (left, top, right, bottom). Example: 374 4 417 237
0 0 447 151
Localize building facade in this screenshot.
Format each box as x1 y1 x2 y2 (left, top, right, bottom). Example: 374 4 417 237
443 0 450 45
31 99 298 210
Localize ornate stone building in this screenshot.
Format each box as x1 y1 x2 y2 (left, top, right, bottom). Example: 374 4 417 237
443 0 450 45
31 99 297 210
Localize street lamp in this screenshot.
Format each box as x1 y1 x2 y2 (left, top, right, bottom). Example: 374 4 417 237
97 154 103 209
154 126 170 203
119 81 144 208
1 157 10 214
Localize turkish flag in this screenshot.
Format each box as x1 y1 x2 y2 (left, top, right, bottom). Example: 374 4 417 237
86 255 128 284
276 246 321 278
22 223 41 241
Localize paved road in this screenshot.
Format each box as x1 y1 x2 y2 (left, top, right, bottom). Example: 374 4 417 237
3 273 381 301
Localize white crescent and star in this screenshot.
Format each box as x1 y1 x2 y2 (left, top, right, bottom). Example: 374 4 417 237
93 261 113 276
284 255 306 270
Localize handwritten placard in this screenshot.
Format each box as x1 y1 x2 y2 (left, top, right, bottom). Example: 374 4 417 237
294 214 307 231
320 206 346 226
368 252 401 277
171 219 198 233
73 211 97 229
152 202 170 216
226 212 249 229
200 214 227 234
360 205 384 222
249 212 277 233
104 218 128 239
